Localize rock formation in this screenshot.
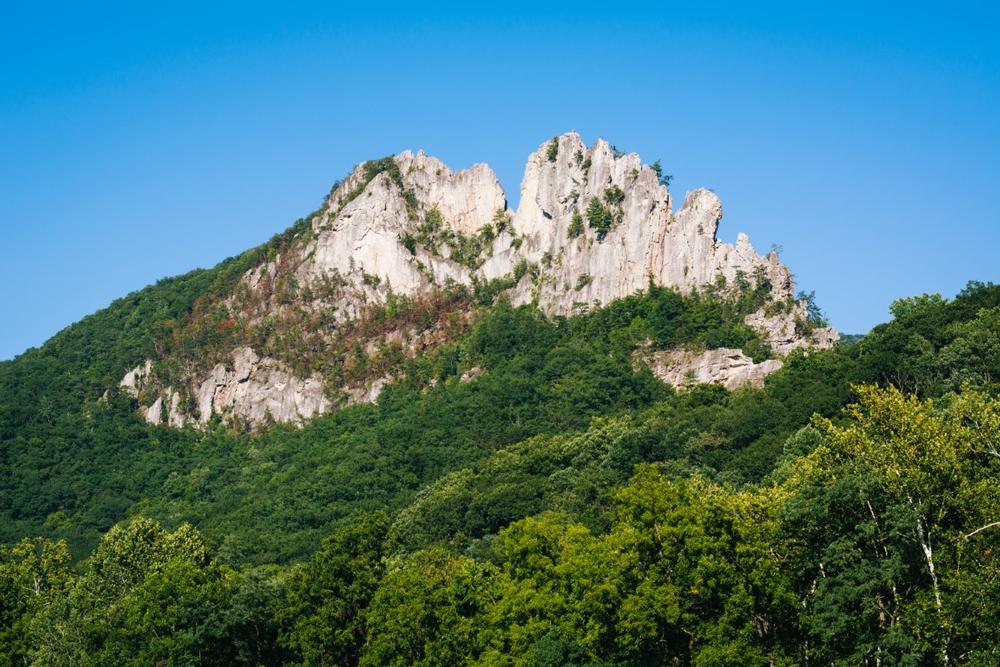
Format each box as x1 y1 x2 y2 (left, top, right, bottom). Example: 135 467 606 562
120 132 837 429
640 347 785 391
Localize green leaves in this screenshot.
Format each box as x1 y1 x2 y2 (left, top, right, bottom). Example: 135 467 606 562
546 137 559 162
567 209 584 239
781 386 1000 664
7 384 1000 665
602 185 625 206
4 221 1000 667
85 518 209 600
281 512 390 666
363 548 495 667
26 518 286 666
585 198 614 240
0 537 72 664
579 187 627 241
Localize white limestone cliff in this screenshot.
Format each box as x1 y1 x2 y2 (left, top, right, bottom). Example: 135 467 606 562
122 347 330 429
119 359 152 395
396 150 506 236
122 132 837 428
193 347 330 427
640 347 785 391
295 132 808 324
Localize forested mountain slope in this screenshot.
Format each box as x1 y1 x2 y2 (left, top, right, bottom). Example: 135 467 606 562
109 133 835 431
2 135 999 665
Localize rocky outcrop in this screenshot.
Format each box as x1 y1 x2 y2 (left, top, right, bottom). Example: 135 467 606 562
121 131 838 430
142 389 187 428
484 135 797 315
642 347 784 391
119 359 152 395
745 307 838 354
395 151 506 236
294 132 804 319
341 376 390 406
121 348 331 428
193 347 330 427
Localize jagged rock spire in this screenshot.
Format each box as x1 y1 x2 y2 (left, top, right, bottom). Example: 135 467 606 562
120 132 837 429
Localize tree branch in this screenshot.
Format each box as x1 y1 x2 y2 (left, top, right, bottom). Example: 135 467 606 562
964 521 1000 540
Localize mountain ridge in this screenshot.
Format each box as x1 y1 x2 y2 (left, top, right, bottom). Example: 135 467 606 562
116 132 836 430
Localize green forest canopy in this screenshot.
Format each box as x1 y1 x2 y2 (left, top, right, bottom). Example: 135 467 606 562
2 275 1000 665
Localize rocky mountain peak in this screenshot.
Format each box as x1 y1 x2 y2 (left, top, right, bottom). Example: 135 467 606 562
119 132 837 429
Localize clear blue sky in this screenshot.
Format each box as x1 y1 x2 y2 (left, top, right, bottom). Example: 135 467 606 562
2 1 998 359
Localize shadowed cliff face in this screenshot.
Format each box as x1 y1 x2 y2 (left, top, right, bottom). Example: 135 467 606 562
119 132 837 429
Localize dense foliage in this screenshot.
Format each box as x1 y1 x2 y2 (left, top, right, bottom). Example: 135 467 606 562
0 276 784 559
2 272 1000 664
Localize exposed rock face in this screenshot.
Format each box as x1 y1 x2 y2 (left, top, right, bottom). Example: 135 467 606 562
642 347 784 391
121 131 837 429
141 389 186 428
745 307 839 355
123 348 330 428
487 135 796 315
341 376 390 406
459 366 482 384
297 132 804 320
395 151 506 236
119 360 152 395
194 347 330 427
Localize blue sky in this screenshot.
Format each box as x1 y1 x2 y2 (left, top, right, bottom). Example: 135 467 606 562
2 1 998 359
